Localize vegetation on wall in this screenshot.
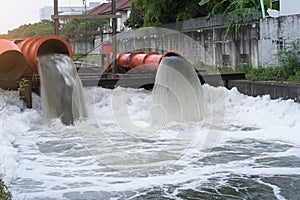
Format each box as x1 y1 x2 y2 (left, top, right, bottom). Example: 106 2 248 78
199 0 269 20
126 0 217 28
199 0 269 39
236 40 300 83
126 0 270 41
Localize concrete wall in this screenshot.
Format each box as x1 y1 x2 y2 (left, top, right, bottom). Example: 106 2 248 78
227 80 300 102
93 14 300 69
280 0 300 16
259 15 300 67
107 16 260 69
69 41 94 55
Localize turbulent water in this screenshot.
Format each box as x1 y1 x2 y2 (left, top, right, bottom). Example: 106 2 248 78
38 54 87 125
0 84 300 199
152 55 207 122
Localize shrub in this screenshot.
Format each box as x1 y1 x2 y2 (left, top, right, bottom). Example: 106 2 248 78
0 178 11 200
276 40 300 73
234 40 300 83
236 63 252 74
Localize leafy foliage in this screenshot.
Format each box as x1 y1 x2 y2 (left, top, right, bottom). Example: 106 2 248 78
0 178 11 200
199 0 269 20
277 40 300 72
2 18 106 43
61 18 107 43
4 20 54 38
124 1 144 29
130 0 213 27
199 0 269 40
236 41 300 83
243 66 295 81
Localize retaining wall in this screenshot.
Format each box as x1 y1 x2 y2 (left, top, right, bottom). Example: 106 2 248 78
94 14 300 69
227 80 300 102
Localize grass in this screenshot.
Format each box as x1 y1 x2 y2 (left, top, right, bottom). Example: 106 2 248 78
194 62 300 84
236 63 300 84
73 54 102 61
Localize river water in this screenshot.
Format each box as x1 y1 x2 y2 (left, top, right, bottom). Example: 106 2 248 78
0 84 300 199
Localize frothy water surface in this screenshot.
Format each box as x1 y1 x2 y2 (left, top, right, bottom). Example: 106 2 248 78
0 85 299 199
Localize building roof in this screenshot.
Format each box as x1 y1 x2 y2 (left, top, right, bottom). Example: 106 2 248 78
87 0 133 15
87 2 110 15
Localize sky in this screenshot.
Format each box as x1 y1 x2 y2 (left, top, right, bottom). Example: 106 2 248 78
0 0 107 34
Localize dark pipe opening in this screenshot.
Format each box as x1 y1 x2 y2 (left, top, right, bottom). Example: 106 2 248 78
38 39 70 56
164 52 182 57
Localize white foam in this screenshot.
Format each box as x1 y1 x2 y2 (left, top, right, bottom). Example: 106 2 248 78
0 84 299 199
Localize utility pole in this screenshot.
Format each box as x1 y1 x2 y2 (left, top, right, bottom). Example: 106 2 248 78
52 0 120 71
54 0 59 35
260 0 266 18
111 0 117 74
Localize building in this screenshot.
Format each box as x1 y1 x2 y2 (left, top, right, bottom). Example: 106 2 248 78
87 0 133 53
87 0 133 32
39 2 101 22
279 0 300 16
269 0 300 16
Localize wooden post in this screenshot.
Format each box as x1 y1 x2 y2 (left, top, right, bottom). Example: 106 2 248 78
19 78 32 109
111 0 117 74
54 0 59 35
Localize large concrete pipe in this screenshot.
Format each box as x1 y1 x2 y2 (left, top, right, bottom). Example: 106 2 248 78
116 50 183 71
17 36 72 73
0 39 26 80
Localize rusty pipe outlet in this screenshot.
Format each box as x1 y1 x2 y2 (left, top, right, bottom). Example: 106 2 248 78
17 36 72 73
0 39 26 80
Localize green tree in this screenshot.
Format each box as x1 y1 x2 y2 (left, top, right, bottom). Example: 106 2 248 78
199 0 269 20
6 20 54 38
199 0 270 39
61 18 106 43
124 1 144 29
131 0 212 27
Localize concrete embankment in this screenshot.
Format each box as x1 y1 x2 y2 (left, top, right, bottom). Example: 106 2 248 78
227 80 300 102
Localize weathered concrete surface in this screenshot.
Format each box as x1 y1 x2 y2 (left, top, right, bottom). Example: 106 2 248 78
69 41 94 54
111 17 259 69
94 14 300 69
259 15 300 67
227 80 300 102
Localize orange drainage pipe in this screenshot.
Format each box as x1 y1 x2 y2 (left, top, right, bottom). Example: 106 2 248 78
117 52 131 70
0 39 26 80
142 52 162 71
16 35 72 73
116 50 183 71
128 51 145 69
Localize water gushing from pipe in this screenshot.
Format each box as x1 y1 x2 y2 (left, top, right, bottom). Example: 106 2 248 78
38 53 87 125
151 55 207 122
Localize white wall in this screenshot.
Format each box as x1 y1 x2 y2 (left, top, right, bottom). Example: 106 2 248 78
280 0 300 16
259 15 300 67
